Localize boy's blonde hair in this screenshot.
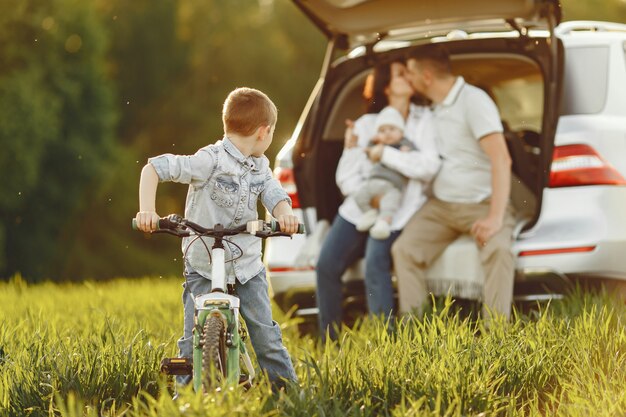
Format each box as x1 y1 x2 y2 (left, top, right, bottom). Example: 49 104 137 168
222 87 277 136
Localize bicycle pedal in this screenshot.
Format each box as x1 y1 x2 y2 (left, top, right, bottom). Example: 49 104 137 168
239 374 252 390
160 357 192 375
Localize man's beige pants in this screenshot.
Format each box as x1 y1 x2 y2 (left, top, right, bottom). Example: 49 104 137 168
391 198 516 319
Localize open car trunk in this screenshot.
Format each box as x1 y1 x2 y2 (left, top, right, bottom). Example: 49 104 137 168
293 0 561 48
291 0 563 230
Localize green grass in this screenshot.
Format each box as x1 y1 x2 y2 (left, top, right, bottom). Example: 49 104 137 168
1 276 626 416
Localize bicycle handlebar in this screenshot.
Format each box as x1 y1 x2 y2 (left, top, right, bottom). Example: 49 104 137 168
132 214 305 237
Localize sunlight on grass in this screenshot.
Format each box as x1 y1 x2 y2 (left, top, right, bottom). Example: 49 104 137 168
1 277 625 416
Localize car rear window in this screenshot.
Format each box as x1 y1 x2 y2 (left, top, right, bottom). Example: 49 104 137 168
560 46 610 115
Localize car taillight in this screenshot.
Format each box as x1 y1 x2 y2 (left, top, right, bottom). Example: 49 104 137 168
549 144 626 188
518 245 596 257
274 166 300 209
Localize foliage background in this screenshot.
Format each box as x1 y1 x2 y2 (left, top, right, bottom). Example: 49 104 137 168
0 0 624 281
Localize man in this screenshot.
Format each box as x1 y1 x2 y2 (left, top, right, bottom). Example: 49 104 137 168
392 45 516 319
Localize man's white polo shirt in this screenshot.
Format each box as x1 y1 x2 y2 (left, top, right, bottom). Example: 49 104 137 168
432 76 503 203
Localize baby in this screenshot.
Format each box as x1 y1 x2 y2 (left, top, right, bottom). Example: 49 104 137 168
354 106 415 239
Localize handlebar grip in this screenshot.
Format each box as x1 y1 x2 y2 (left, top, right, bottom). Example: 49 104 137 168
270 219 305 234
131 218 162 231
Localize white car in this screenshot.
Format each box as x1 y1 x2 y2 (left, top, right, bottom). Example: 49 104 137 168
264 0 626 321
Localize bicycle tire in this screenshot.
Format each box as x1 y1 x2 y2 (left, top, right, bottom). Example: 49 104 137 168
202 314 227 388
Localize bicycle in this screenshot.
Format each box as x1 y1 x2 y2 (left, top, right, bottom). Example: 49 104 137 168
132 214 304 392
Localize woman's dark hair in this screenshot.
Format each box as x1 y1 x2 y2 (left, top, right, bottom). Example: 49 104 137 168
363 61 395 113
363 59 430 113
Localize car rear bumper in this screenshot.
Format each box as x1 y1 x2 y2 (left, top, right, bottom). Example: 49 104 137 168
267 186 626 314
515 186 626 280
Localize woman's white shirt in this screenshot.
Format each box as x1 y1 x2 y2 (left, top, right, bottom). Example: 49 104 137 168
336 104 440 231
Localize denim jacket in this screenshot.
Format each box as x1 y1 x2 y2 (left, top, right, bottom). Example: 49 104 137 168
149 137 290 284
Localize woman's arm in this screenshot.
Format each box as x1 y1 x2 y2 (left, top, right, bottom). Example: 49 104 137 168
335 148 368 196
335 115 375 196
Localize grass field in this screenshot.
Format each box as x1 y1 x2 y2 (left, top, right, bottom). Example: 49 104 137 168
1 276 626 417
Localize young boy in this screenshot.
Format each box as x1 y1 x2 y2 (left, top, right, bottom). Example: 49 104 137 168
354 106 416 240
135 87 298 388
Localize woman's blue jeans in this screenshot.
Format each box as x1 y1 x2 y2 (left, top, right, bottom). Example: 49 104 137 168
316 214 400 340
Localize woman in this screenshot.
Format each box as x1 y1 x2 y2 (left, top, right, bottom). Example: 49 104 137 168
316 61 440 340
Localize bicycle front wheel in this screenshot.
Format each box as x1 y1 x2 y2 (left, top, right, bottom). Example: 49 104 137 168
202 314 227 388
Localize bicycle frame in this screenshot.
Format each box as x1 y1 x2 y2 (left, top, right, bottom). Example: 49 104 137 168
191 236 255 390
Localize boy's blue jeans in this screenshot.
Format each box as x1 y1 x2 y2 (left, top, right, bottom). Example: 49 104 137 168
316 214 400 341
176 269 297 386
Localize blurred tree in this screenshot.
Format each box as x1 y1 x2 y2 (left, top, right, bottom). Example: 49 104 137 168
125 0 326 158
61 0 325 280
55 0 194 280
0 0 117 280
95 0 189 143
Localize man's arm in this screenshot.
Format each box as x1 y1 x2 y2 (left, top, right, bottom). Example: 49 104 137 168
367 112 441 182
135 163 161 232
336 115 377 196
370 145 441 182
470 132 512 245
